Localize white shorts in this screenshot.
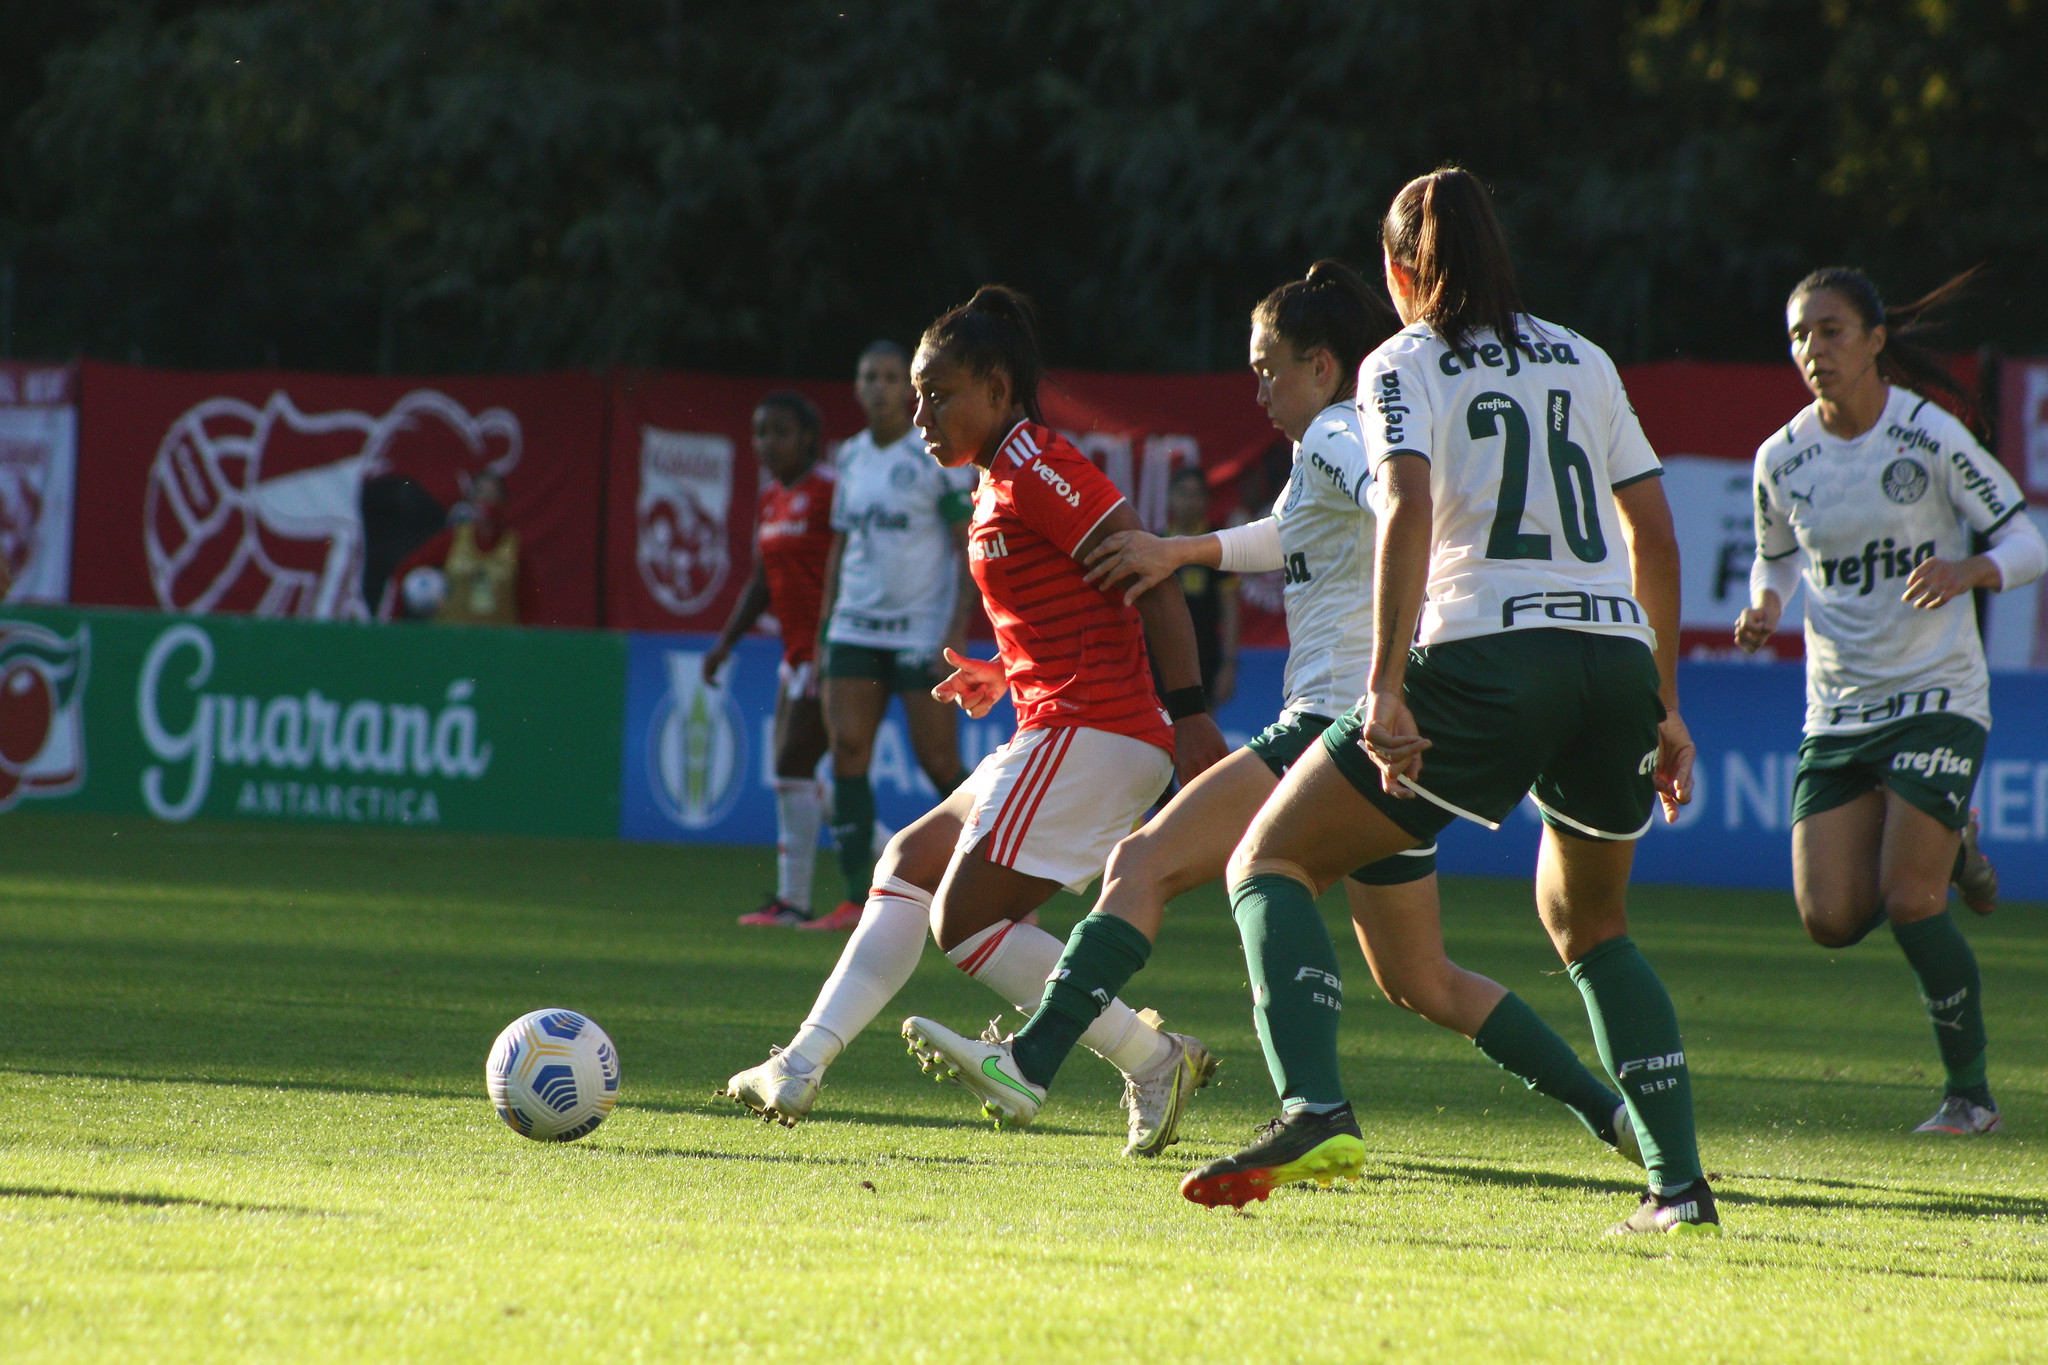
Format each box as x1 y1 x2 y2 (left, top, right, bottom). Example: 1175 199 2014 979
957 726 1173 894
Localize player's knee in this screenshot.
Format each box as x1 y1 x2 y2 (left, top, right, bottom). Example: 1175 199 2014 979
1104 829 1172 898
1798 900 1873 949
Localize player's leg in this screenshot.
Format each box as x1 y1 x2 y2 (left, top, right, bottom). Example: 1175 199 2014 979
1876 790 1998 1133
821 648 890 911
1792 790 1888 947
743 666 832 925
1007 747 1276 1092
1534 828 1710 1233
1343 869 1635 1162
722 785 970 1123
905 730 1199 1145
1530 632 1712 1233
897 654 966 794
1181 742 1425 1206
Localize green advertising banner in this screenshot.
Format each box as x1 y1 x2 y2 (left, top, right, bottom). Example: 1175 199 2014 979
0 607 624 837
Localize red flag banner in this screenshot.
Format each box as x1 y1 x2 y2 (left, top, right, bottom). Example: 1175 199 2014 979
72 363 606 627
0 363 78 604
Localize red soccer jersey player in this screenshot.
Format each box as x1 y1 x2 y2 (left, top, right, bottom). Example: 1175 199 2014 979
756 463 836 667
968 420 1171 752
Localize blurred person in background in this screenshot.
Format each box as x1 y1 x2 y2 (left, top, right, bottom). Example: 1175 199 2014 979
432 470 520 626
705 393 838 926
1160 465 1239 705
808 341 977 932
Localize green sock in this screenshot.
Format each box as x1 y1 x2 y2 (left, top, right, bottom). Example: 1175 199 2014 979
1011 913 1152 1088
1891 912 1991 1106
1472 991 1625 1145
1567 936 1704 1193
1229 873 1348 1111
830 775 875 902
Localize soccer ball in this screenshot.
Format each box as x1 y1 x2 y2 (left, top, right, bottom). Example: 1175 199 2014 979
485 1008 621 1142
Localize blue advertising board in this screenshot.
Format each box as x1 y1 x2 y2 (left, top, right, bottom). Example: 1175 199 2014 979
621 632 2048 901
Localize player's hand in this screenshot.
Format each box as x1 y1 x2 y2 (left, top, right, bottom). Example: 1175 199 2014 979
1082 530 1180 605
1359 689 1430 796
1903 555 1992 610
1654 711 1696 824
931 647 1006 718
1733 590 1782 653
1171 713 1228 786
701 643 731 684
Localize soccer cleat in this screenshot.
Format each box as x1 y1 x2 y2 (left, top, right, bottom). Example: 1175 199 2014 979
1609 1179 1721 1236
1914 1095 2002 1135
1121 1031 1219 1158
722 1048 820 1127
1954 813 1998 916
1611 1103 1645 1169
1179 1104 1367 1208
798 900 864 932
900 1016 1044 1128
737 896 811 928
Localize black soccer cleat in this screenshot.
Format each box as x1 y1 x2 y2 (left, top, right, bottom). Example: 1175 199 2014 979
1179 1103 1366 1208
1609 1178 1722 1236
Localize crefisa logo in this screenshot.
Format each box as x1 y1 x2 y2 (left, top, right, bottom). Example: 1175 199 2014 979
647 650 745 830
0 620 89 811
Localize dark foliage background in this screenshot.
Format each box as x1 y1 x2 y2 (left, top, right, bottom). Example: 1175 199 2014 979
1 0 2043 375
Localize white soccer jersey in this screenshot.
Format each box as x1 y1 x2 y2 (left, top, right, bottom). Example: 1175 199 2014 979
827 428 976 651
1274 401 1377 715
1754 386 2027 734
1358 316 1662 650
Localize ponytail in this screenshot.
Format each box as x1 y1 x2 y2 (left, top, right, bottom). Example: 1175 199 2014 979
1380 167 1523 353
918 284 1045 423
1789 265 1987 441
1251 259 1400 402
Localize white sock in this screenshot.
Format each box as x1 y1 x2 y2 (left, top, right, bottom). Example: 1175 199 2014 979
945 919 1173 1076
785 877 931 1073
773 778 823 911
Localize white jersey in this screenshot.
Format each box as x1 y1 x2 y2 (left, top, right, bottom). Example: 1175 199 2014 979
1274 402 1377 716
1358 316 1662 650
827 428 975 651
1754 386 2026 734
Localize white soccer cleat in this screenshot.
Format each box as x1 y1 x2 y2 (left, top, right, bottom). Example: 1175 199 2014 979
1913 1095 2002 1135
1611 1102 1645 1169
900 1016 1044 1129
722 1048 820 1128
1122 1031 1219 1158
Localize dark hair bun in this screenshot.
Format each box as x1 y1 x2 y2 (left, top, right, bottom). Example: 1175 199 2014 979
920 284 1047 424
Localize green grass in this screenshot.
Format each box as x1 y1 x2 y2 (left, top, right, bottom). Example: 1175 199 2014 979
1 813 2045 1363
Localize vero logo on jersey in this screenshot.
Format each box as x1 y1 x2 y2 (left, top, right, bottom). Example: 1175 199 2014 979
1033 459 1080 508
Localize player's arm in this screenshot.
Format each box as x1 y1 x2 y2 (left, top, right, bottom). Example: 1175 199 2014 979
703 556 770 683
1904 438 2045 607
1362 452 1432 793
1081 502 1228 782
811 531 845 661
1737 460 1797 650
1614 473 1694 820
945 519 976 654
1213 574 1240 705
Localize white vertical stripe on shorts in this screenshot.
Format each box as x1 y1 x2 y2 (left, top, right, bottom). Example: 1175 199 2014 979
958 725 1174 894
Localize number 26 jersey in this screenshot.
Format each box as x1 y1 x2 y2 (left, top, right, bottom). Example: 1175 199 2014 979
1357 315 1662 651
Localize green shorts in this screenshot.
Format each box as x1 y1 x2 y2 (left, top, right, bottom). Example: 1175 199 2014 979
1246 709 1436 886
1791 713 1986 832
820 641 948 694
1323 628 1663 843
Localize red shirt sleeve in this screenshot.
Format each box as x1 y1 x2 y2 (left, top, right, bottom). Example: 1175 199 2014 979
1007 436 1126 557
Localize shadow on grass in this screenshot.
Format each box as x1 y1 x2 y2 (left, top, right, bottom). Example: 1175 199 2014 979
1386 1157 2048 1222
0 1184 331 1216
605 1145 1001 1170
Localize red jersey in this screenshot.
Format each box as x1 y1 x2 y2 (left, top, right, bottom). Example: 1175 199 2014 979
969 422 1171 752
758 464 836 664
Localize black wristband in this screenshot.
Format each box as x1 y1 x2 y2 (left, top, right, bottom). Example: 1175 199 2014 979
1163 685 1208 720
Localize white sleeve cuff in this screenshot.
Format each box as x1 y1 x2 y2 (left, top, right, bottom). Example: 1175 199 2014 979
1750 553 1799 606
1214 517 1284 574
1986 512 2048 590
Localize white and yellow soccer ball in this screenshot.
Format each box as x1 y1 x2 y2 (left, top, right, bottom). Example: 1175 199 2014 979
486 1009 621 1141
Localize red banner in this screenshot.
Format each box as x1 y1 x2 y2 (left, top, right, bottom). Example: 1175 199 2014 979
72 362 606 627
2000 357 2048 500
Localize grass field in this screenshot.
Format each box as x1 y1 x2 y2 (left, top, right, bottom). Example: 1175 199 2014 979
1 813 2044 1363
